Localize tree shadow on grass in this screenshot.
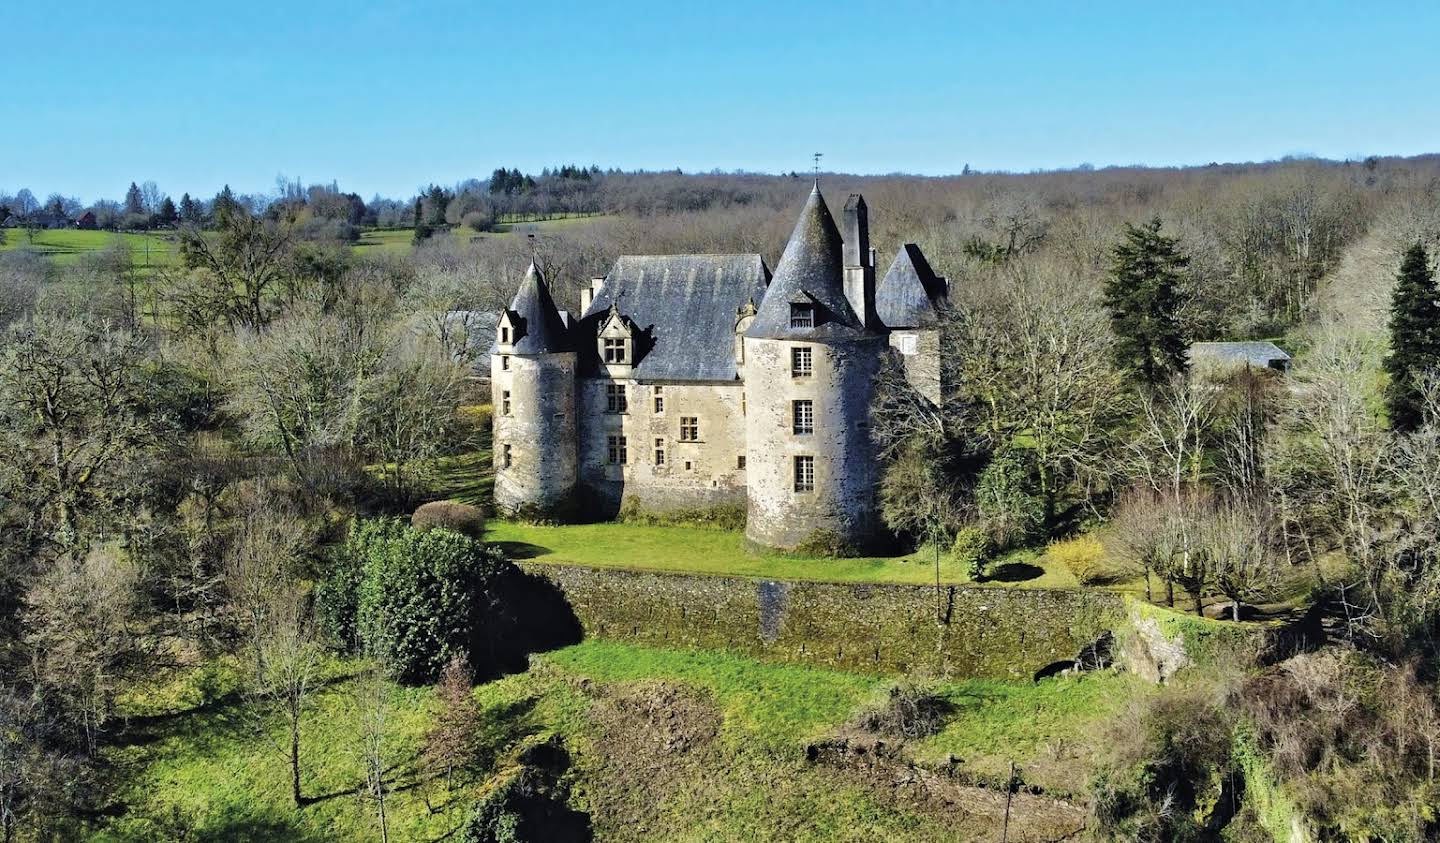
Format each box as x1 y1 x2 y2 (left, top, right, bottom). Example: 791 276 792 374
489 540 551 560
985 562 1045 583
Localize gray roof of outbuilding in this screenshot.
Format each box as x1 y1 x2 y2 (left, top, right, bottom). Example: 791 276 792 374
745 184 875 341
1188 341 1291 367
877 244 948 328
579 254 771 381
505 261 572 354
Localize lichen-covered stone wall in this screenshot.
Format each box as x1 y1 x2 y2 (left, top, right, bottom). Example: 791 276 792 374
576 379 748 514
742 336 885 551
520 562 1125 679
493 352 578 514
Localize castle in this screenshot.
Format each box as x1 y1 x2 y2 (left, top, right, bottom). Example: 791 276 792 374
490 184 948 551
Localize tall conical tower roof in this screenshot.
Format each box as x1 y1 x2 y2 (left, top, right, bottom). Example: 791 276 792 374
505 260 571 353
745 184 873 340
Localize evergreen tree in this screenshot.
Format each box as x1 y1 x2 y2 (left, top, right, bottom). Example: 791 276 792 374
178 193 201 225
1384 243 1440 431
1104 218 1191 386
156 197 179 227
212 185 241 223
123 182 145 216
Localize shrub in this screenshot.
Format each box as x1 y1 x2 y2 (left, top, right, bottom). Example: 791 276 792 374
1049 534 1108 585
321 517 517 683
951 526 992 581
852 681 955 740
413 500 486 538
617 497 745 530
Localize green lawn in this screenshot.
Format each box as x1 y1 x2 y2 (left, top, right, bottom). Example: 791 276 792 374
95 639 1133 841
354 215 608 257
485 520 1091 589
0 228 176 267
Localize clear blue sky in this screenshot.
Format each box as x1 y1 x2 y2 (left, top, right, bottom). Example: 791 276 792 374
6 0 1440 202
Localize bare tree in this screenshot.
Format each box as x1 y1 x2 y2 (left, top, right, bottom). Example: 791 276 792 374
1127 375 1217 500
1199 502 1278 621
254 585 322 807
355 664 391 843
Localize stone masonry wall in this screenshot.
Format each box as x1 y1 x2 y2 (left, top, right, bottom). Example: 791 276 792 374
576 379 748 512
743 336 886 550
522 562 1124 679
493 352 577 513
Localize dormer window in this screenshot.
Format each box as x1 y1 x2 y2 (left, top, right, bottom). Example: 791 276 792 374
603 337 627 364
500 326 511 345
790 303 815 329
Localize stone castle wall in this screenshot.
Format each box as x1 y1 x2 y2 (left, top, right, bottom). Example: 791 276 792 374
521 562 1124 679
492 353 577 513
742 336 886 550
576 379 749 513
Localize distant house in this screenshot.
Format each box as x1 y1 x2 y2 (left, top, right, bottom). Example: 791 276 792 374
74 211 97 230
1188 341 1291 374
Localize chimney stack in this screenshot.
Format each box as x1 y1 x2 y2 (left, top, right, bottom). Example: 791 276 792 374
842 194 876 327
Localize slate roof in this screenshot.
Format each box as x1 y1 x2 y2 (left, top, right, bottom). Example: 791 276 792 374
745 184 875 341
505 261 572 354
877 244 948 328
1188 341 1291 369
579 254 771 381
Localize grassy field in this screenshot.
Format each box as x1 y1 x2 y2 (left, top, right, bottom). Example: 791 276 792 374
353 214 606 257
93 639 1135 841
485 520 1096 589
0 228 177 267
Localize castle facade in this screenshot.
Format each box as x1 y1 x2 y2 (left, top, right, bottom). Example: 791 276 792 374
490 185 947 551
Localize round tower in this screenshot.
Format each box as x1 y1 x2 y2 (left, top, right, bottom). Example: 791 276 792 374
742 184 885 552
492 260 578 517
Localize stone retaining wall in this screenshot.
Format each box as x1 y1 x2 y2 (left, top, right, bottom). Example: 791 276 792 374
520 562 1125 679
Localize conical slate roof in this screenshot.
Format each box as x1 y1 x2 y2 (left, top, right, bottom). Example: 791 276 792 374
745 184 873 340
506 261 572 353
876 244 948 328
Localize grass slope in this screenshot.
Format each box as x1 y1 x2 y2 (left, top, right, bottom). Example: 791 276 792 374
94 640 1135 841
486 520 1088 589
0 228 176 267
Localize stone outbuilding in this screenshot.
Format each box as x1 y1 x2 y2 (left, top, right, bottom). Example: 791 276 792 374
491 184 949 552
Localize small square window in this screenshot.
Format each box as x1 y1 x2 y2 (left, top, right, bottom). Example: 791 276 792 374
679 416 699 442
794 455 814 492
898 333 918 355
792 399 814 434
607 434 627 465
737 455 747 470
501 443 513 469
684 460 693 471
653 385 665 413
791 346 813 377
606 383 628 414
500 355 510 371
603 336 627 363
654 438 666 465
501 390 511 416
789 303 814 329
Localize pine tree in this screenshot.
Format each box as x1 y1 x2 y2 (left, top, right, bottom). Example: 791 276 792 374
1104 218 1191 386
1384 243 1440 431
178 193 200 225
123 182 145 216
157 197 179 227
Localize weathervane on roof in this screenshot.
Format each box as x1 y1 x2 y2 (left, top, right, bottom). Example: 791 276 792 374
812 152 823 184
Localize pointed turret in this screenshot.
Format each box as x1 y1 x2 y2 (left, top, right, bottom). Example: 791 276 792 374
504 260 571 354
492 259 578 518
746 184 872 339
